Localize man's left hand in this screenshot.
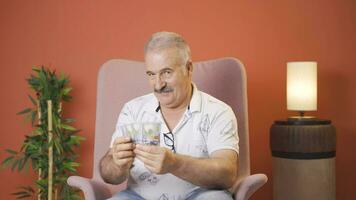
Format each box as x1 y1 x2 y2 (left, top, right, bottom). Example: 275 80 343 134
134 144 177 174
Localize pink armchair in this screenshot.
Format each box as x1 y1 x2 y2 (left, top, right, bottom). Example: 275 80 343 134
68 58 267 200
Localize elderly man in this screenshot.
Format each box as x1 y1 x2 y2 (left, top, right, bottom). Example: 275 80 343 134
100 32 239 200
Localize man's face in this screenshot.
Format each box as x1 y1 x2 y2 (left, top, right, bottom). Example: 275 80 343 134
145 48 192 109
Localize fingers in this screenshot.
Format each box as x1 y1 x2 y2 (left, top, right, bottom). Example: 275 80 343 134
135 150 162 174
113 136 132 146
116 150 135 159
134 147 155 160
112 150 134 164
112 147 134 168
111 136 135 169
135 144 158 153
134 145 169 174
113 157 134 168
114 143 135 152
113 137 135 152
135 154 156 167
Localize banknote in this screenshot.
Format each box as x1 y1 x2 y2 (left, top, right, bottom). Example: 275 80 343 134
120 123 161 145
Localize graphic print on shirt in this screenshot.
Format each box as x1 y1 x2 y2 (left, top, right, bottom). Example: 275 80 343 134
158 193 185 200
158 193 169 200
198 114 210 139
138 171 159 185
221 120 234 135
196 114 211 154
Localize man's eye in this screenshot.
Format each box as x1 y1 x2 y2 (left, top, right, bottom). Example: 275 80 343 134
164 71 171 75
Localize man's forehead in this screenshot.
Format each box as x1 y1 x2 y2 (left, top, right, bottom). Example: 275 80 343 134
145 49 184 68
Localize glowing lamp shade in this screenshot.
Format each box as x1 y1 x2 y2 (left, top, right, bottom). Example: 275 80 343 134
287 61 317 111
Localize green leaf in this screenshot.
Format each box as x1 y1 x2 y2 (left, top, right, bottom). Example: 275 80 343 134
28 94 37 106
54 139 63 155
5 149 17 155
62 124 77 131
17 156 29 172
17 108 32 115
24 113 31 123
62 87 72 95
11 159 19 171
1 156 14 167
59 71 66 80
32 66 40 72
12 186 35 199
36 179 47 188
32 128 44 135
62 94 72 101
24 159 30 173
30 110 36 127
16 194 32 199
63 161 80 172
11 191 28 196
38 68 46 81
69 135 85 145
18 186 35 193
70 162 80 167
63 118 76 123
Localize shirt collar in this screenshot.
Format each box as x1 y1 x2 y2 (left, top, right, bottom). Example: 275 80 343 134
189 83 202 113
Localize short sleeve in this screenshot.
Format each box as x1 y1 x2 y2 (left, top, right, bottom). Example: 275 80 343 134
207 107 239 155
109 103 135 147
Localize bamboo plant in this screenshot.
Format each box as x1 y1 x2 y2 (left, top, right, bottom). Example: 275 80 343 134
1 66 84 199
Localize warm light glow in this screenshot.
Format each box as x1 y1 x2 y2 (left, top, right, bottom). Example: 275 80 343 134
287 61 317 111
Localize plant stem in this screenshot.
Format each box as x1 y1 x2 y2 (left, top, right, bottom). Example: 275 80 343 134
54 102 62 200
37 99 42 200
47 100 53 200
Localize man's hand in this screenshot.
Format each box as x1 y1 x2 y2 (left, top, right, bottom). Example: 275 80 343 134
99 137 135 185
111 137 135 170
134 144 177 174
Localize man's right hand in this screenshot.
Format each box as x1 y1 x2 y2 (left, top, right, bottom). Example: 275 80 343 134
111 137 135 170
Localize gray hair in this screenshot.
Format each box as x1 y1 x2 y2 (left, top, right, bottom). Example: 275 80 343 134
144 31 191 64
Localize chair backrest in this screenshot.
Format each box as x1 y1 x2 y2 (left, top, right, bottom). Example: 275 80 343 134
92 58 251 194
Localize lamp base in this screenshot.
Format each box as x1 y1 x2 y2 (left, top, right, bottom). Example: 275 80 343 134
288 116 316 121
275 118 331 125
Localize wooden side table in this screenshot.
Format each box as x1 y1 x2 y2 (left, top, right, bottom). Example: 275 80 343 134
270 119 336 200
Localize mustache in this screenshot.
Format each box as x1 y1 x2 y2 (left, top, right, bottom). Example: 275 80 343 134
154 85 174 94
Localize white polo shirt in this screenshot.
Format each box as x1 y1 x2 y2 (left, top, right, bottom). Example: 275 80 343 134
110 84 239 200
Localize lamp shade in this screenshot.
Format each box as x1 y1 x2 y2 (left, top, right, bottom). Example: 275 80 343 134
287 61 317 111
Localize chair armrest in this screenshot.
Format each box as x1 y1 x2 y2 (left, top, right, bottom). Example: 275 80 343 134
232 174 268 200
67 176 112 200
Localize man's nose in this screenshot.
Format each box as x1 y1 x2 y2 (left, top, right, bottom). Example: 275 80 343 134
154 75 165 90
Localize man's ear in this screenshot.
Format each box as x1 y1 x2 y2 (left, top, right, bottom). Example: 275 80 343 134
186 60 193 73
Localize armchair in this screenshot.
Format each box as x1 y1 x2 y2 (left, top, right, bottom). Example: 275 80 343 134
68 58 267 200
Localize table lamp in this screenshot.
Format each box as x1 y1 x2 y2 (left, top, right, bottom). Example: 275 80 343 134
270 61 336 200
287 61 317 120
